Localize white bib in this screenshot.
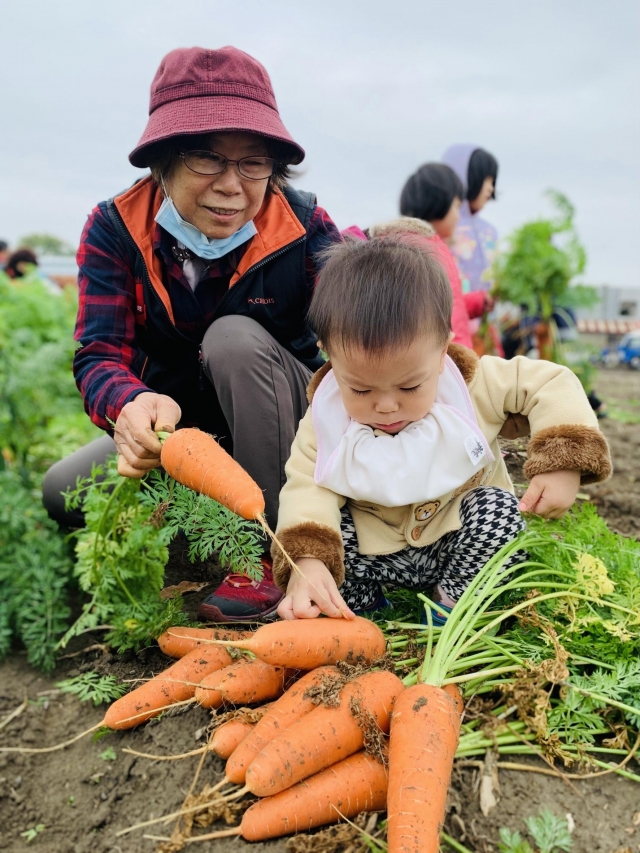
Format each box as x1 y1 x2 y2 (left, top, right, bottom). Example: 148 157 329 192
312 356 494 507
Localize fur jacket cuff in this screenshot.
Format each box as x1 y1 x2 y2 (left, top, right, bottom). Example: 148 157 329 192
271 522 345 590
524 425 612 485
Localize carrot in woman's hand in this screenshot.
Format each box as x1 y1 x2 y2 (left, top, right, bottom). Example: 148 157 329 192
194 659 290 709
386 683 461 853
160 428 265 519
225 665 342 784
212 616 386 669
245 670 403 796
103 644 233 729
157 626 252 658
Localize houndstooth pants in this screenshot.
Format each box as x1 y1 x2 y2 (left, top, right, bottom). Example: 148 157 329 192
339 487 526 610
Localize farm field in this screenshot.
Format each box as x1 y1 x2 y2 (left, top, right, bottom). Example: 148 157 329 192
0 368 639 853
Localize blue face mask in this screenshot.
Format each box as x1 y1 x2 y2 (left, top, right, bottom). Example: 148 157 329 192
155 194 258 261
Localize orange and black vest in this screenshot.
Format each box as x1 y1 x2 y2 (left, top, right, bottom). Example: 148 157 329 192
105 177 322 428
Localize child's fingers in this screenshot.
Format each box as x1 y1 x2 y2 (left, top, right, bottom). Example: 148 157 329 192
518 480 544 513
277 594 296 621
312 589 344 619
279 593 319 620
328 587 355 620
290 587 323 619
533 499 570 519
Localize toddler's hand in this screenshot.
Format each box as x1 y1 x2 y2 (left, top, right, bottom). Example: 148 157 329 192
278 558 355 621
518 470 581 519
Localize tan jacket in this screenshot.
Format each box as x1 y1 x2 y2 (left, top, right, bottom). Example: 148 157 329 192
272 344 611 590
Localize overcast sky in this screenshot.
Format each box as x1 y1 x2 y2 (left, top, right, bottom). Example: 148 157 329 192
1 0 638 286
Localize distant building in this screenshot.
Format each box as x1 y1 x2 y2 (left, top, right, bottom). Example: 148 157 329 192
576 285 640 335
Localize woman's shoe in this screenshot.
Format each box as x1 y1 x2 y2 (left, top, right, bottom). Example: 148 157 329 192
197 557 283 622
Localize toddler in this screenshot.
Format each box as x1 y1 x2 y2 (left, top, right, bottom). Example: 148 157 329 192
272 238 611 621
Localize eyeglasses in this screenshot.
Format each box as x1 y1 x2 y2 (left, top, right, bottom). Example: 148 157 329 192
179 150 277 180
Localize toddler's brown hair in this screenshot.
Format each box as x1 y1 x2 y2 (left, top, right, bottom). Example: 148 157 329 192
310 237 453 355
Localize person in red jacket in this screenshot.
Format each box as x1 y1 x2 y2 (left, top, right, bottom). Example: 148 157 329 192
400 163 492 348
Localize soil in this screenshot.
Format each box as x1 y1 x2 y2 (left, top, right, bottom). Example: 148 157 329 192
1 368 639 853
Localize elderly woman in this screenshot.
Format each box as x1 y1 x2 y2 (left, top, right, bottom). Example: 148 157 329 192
43 46 341 621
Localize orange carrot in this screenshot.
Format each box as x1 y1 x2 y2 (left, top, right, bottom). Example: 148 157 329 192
194 659 290 709
225 665 342 784
444 682 464 717
157 626 252 658
103 644 233 729
245 670 403 796
211 719 255 759
241 750 388 839
191 751 388 843
215 616 386 669
386 684 461 852
160 428 265 519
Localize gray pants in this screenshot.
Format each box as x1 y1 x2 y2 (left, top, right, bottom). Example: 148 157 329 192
42 316 312 529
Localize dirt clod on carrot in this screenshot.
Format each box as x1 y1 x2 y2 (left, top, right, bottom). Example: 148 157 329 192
284 815 375 852
303 671 347 708
413 695 428 712
301 657 396 709
349 695 389 766
335 653 396 679
209 705 269 732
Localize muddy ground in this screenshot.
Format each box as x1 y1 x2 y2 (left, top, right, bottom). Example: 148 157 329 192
1 367 639 853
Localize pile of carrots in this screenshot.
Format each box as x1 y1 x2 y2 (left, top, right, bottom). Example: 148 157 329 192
103 617 462 851
102 430 463 848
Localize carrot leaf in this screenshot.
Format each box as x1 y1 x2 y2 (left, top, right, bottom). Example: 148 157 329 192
56 672 127 706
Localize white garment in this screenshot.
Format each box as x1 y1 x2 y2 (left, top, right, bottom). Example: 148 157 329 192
312 356 494 507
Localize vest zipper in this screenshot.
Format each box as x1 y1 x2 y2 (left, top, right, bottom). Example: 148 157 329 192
110 203 193 343
213 235 306 317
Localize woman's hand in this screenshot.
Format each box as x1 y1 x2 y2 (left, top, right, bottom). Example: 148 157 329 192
278 557 355 621
114 392 182 478
518 470 581 519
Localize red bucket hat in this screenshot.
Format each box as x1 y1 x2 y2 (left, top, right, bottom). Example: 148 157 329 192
129 46 305 168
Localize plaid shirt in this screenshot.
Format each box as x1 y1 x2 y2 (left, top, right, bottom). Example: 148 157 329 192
74 198 341 431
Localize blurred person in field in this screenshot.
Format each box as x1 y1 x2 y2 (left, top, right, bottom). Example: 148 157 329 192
399 163 493 349
4 247 61 295
0 240 9 269
4 248 38 279
441 145 503 356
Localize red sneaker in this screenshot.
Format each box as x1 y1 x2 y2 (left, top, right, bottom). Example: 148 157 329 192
197 558 283 622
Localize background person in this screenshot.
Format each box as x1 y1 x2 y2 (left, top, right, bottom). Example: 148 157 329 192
42 45 342 622
4 247 38 279
399 162 493 349
442 144 503 355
